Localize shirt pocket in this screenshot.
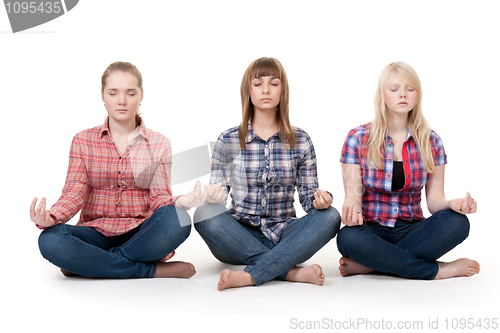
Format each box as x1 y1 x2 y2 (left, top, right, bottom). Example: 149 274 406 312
232 152 260 188
362 166 385 192
272 154 298 187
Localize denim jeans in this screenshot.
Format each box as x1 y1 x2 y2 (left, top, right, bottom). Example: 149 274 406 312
38 205 192 278
336 209 470 280
193 202 341 286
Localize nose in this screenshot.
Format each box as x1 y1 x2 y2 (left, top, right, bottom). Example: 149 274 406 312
118 93 127 105
399 89 406 98
262 83 270 94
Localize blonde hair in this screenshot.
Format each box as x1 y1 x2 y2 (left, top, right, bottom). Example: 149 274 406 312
367 61 435 173
101 61 143 127
239 57 296 150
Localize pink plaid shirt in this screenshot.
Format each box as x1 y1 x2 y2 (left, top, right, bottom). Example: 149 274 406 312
340 123 447 227
49 117 175 236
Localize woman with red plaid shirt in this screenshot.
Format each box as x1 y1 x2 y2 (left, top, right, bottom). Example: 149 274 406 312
30 62 207 279
337 61 480 280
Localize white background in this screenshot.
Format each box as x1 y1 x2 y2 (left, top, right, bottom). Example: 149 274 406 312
1 1 498 332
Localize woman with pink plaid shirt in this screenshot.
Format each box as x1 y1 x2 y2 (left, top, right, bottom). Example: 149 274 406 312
337 61 480 280
30 62 208 279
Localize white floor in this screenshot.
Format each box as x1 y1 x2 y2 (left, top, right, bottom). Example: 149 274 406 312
3 217 497 333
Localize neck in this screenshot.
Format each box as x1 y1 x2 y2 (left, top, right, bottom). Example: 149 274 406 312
108 117 137 137
252 108 279 132
387 111 408 136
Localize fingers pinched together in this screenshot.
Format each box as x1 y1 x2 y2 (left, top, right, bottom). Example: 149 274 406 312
313 189 332 210
341 202 363 226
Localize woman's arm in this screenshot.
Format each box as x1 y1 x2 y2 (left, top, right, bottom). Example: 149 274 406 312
149 137 174 211
425 165 477 214
205 135 232 204
341 163 364 226
296 134 330 211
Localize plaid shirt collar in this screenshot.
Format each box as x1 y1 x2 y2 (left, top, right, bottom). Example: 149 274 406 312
99 116 149 141
385 128 413 142
245 121 281 143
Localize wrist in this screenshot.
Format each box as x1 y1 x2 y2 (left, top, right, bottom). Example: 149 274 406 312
174 195 191 210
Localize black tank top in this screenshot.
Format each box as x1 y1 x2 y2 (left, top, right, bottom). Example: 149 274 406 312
392 161 405 191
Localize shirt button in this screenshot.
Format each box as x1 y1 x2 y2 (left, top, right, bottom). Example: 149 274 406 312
386 174 391 178
118 171 121 174
393 208 398 212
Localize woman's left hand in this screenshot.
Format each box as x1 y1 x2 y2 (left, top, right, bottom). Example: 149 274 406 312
176 180 209 209
450 192 477 215
313 189 332 210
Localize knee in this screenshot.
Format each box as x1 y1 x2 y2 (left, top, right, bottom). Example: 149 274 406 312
157 205 192 228
193 202 226 229
439 209 470 241
312 206 341 234
38 224 66 260
150 206 192 243
169 206 192 238
325 206 341 231
451 210 470 242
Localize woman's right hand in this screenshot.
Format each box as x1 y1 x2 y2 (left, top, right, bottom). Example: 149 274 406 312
30 197 55 228
341 202 364 226
206 183 228 203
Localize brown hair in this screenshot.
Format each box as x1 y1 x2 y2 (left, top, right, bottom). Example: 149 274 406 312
239 57 296 150
101 61 143 126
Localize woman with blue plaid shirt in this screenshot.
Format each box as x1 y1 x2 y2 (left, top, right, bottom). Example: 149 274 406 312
337 61 480 280
194 57 341 290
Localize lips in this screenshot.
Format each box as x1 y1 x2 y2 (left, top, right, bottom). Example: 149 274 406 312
398 102 408 105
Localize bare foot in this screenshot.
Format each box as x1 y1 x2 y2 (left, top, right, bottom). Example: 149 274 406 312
286 264 325 286
339 257 375 277
434 258 480 280
154 261 196 278
217 269 254 291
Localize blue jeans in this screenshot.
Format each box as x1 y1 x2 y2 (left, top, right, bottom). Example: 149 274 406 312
193 202 341 286
336 209 470 280
38 205 192 278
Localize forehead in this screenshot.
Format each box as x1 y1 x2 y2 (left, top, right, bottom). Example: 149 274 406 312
104 71 140 89
386 71 412 87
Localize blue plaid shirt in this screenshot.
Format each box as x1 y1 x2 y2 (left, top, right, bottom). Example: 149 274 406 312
210 123 323 244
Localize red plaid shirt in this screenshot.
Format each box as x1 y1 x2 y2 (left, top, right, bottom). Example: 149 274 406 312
49 117 175 236
340 123 447 227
